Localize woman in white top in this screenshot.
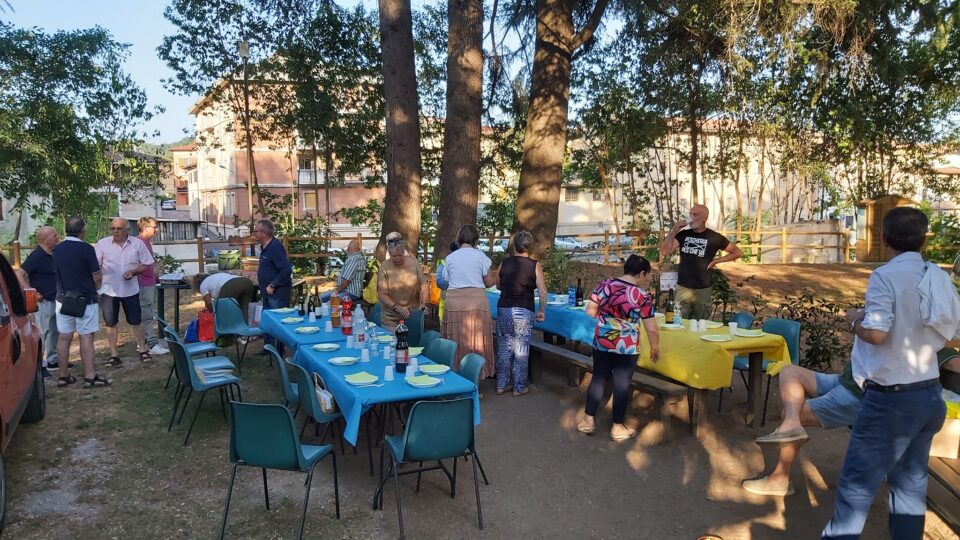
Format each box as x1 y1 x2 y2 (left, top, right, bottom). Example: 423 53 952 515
440 224 497 376
187 273 256 322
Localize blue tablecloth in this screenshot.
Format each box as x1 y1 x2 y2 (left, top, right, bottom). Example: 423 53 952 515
293 343 480 445
260 309 349 351
487 291 595 342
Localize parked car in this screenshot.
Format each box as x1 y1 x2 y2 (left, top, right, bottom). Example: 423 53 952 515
554 236 585 251
477 239 506 254
0 252 44 532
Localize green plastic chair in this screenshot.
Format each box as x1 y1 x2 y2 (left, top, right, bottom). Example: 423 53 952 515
162 326 232 389
158 315 219 357
369 303 382 326
219 402 340 540
456 353 490 486
213 297 264 373
372 398 483 537
264 345 300 412
424 337 457 368
405 309 424 347
420 330 441 351
166 339 242 446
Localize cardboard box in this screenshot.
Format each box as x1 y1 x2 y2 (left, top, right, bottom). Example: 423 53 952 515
930 418 960 459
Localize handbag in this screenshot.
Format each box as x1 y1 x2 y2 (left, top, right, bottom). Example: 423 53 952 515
311 372 338 414
59 290 88 318
198 310 215 342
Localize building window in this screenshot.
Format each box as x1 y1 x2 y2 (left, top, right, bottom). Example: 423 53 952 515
565 188 579 202
298 156 313 171
303 192 318 211
749 196 758 213
225 193 236 217
592 191 604 202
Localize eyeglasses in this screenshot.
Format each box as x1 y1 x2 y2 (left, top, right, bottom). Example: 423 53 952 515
110 227 126 231
386 238 403 246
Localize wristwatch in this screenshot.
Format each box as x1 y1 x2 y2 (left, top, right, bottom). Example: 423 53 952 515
851 317 864 331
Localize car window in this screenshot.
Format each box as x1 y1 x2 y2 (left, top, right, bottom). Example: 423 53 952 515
0 254 25 317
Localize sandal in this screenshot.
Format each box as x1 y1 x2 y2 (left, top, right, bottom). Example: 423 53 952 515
496 386 513 395
104 356 122 368
83 375 111 388
577 417 596 435
139 351 153 363
57 375 77 388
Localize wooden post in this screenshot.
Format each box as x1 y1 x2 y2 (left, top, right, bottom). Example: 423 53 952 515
780 228 787 262
282 234 290 255
603 230 609 264
843 233 850 263
488 234 495 257
197 236 205 272
12 241 21 269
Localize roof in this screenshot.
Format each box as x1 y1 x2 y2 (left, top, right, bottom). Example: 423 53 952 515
170 143 198 152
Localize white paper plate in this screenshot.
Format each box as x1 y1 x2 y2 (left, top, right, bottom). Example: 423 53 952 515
660 323 685 330
406 377 441 388
700 334 732 343
419 364 450 375
547 300 567 306
329 356 360 366
272 307 297 314
735 329 767 338
313 343 340 352
294 327 319 334
705 321 723 329
281 317 304 324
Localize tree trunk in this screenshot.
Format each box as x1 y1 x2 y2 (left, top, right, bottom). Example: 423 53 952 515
512 0 609 258
434 0 483 263
377 0 423 259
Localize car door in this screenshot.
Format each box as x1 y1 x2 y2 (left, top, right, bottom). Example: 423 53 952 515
0 254 36 446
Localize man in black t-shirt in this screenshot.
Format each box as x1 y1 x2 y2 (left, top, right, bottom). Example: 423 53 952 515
16 226 60 377
659 205 742 319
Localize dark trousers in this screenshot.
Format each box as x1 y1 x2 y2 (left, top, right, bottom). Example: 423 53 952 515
584 349 637 424
221 277 255 323
261 285 291 349
822 383 945 539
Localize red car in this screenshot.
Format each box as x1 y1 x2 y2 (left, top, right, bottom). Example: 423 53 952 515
0 252 44 532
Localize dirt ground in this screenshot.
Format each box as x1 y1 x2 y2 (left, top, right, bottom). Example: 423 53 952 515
5 266 957 539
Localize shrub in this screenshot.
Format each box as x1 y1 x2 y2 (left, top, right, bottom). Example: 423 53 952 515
773 290 852 372
541 247 572 292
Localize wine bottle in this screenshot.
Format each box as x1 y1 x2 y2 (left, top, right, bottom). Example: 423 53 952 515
575 278 584 306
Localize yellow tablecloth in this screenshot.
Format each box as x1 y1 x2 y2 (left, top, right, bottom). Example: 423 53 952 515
635 326 792 390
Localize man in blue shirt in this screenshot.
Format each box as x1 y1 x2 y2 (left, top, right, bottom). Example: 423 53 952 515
16 226 60 378
254 219 292 352
53 217 110 388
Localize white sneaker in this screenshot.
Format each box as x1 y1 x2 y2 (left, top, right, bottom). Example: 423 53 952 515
149 344 170 356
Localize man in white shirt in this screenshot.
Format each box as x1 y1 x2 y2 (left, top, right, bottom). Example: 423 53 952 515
822 207 960 539
95 217 154 367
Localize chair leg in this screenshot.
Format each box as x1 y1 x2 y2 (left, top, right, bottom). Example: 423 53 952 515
218 463 239 540
471 454 484 530
297 464 316 540
365 417 374 477
451 458 458 498
234 383 243 402
415 462 423 493
293 403 301 419
392 455 405 539
474 452 490 486
183 390 208 446
168 385 185 432
373 443 386 510
177 389 194 425
331 451 341 519
739 369 749 391
761 375 773 426
165 362 176 389
219 388 227 420
319 422 331 445
337 418 346 455
300 417 310 439
717 387 724 413
262 468 270 510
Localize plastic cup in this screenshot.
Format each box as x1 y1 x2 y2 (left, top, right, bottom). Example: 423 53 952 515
360 349 370 362
383 345 392 358
408 357 418 375
346 336 355 349
308 312 316 323
325 321 333 332
314 306 321 317
384 365 395 381
728 322 738 335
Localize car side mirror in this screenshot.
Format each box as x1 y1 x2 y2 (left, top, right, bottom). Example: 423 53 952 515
23 288 39 314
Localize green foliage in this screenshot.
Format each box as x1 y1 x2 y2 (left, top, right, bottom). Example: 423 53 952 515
338 198 384 237
709 269 759 322
924 210 960 264
256 190 336 276
541 247 573 293
155 254 183 275
773 290 852 372
477 187 516 237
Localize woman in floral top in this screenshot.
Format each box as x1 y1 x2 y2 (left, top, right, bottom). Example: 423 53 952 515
578 255 660 441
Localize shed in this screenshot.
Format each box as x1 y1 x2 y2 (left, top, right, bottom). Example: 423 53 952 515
855 195 917 262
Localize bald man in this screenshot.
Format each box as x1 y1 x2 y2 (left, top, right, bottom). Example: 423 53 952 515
95 217 153 366
17 226 61 377
321 238 366 302
660 205 742 319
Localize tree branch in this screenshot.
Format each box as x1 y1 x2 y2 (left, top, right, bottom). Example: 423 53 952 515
571 0 611 51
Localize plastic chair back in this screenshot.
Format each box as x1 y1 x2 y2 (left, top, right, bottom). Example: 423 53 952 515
762 318 801 365
458 353 484 386
730 311 755 329
265 345 298 404
400 398 474 462
163 325 187 345
287 361 339 424
406 309 425 347
156 315 170 331
214 297 247 336
425 337 457 368
369 303 382 326
167 339 200 389
420 330 441 350
229 402 303 471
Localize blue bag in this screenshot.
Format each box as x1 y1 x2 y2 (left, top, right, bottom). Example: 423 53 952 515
183 319 200 343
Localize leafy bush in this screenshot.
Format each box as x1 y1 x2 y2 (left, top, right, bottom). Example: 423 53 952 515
709 268 760 321
925 210 960 264
155 253 183 275
773 290 852 372
541 247 572 292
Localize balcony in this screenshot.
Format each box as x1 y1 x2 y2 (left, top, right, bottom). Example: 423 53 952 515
298 170 324 185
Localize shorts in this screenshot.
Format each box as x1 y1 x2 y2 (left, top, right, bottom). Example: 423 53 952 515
99 293 142 327
56 302 100 336
808 372 862 429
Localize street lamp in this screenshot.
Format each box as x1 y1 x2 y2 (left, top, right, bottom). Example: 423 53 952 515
238 40 255 236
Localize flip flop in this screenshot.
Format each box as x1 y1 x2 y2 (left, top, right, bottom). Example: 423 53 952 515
83 375 111 388
57 375 77 388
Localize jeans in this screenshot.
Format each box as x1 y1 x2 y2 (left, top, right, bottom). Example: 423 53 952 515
139 285 158 347
262 286 291 349
37 299 59 366
495 307 533 392
320 290 361 303
822 383 946 540
584 349 638 424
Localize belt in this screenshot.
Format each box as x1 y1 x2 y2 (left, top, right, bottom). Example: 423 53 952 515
863 378 940 393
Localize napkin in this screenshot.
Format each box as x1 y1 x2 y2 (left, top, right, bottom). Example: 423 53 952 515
406 374 439 385
345 371 377 384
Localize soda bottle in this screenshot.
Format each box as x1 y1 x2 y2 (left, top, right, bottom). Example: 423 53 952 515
341 295 353 335
395 320 409 374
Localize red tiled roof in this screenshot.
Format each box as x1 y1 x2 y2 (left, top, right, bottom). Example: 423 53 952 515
171 143 198 152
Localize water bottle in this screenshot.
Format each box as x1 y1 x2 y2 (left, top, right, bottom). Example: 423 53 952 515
354 304 366 347
672 298 682 326
568 284 576 305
